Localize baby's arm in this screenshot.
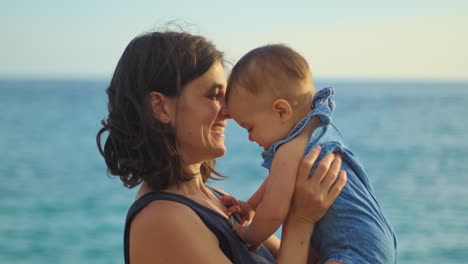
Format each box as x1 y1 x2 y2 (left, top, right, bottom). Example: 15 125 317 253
222 179 267 223
242 140 304 248
247 176 268 210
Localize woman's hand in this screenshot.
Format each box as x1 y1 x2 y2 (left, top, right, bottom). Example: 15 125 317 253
290 146 347 224
277 146 347 264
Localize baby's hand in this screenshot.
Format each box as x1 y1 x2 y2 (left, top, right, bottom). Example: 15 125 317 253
220 195 241 216
221 195 255 225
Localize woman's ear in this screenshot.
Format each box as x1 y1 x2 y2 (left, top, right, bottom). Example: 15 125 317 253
272 99 293 122
149 91 173 124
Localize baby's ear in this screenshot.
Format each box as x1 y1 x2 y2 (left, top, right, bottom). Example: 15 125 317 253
149 91 174 124
272 99 293 122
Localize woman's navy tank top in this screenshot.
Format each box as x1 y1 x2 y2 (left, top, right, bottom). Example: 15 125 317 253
123 187 275 264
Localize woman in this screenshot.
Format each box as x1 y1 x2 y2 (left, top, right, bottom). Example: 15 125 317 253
97 30 347 263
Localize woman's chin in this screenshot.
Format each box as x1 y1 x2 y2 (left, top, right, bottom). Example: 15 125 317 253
213 145 227 158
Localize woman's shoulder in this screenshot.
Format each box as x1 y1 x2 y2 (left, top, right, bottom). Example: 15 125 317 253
129 198 230 263
132 198 198 230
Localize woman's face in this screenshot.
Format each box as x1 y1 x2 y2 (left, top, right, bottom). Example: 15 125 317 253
171 61 230 164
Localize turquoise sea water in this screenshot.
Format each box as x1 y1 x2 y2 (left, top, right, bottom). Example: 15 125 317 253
1 79 467 263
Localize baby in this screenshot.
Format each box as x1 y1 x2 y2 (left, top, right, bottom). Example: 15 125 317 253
225 44 398 263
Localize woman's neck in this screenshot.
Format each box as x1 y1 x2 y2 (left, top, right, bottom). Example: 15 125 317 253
136 174 209 198
135 163 207 199
136 163 228 218
165 174 207 196
171 162 207 194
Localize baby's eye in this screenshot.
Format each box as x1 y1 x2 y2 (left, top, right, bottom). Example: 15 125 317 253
247 127 253 132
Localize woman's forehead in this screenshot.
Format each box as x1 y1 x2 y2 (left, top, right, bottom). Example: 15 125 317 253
183 63 226 93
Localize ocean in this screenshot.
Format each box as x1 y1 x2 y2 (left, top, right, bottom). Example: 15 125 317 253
1 79 467 263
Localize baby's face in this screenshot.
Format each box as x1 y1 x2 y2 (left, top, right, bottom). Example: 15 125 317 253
227 89 286 150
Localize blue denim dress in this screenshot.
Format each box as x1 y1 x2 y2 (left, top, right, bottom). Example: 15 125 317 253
262 87 398 263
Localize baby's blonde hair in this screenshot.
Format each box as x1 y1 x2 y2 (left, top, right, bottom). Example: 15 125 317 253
226 44 313 106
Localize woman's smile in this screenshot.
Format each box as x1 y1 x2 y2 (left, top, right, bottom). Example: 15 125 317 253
210 121 226 137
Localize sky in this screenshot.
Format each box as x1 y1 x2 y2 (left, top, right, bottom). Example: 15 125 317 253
1 0 467 80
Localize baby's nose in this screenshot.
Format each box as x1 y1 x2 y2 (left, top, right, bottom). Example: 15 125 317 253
219 105 231 119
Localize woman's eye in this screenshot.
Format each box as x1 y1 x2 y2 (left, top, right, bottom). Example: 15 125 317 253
247 127 253 132
208 92 220 100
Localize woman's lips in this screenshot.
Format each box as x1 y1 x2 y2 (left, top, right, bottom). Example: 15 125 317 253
211 123 226 137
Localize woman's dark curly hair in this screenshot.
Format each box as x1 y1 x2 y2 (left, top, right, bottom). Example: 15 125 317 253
97 31 225 191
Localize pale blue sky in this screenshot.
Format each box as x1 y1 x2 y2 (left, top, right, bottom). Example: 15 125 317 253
1 0 467 80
